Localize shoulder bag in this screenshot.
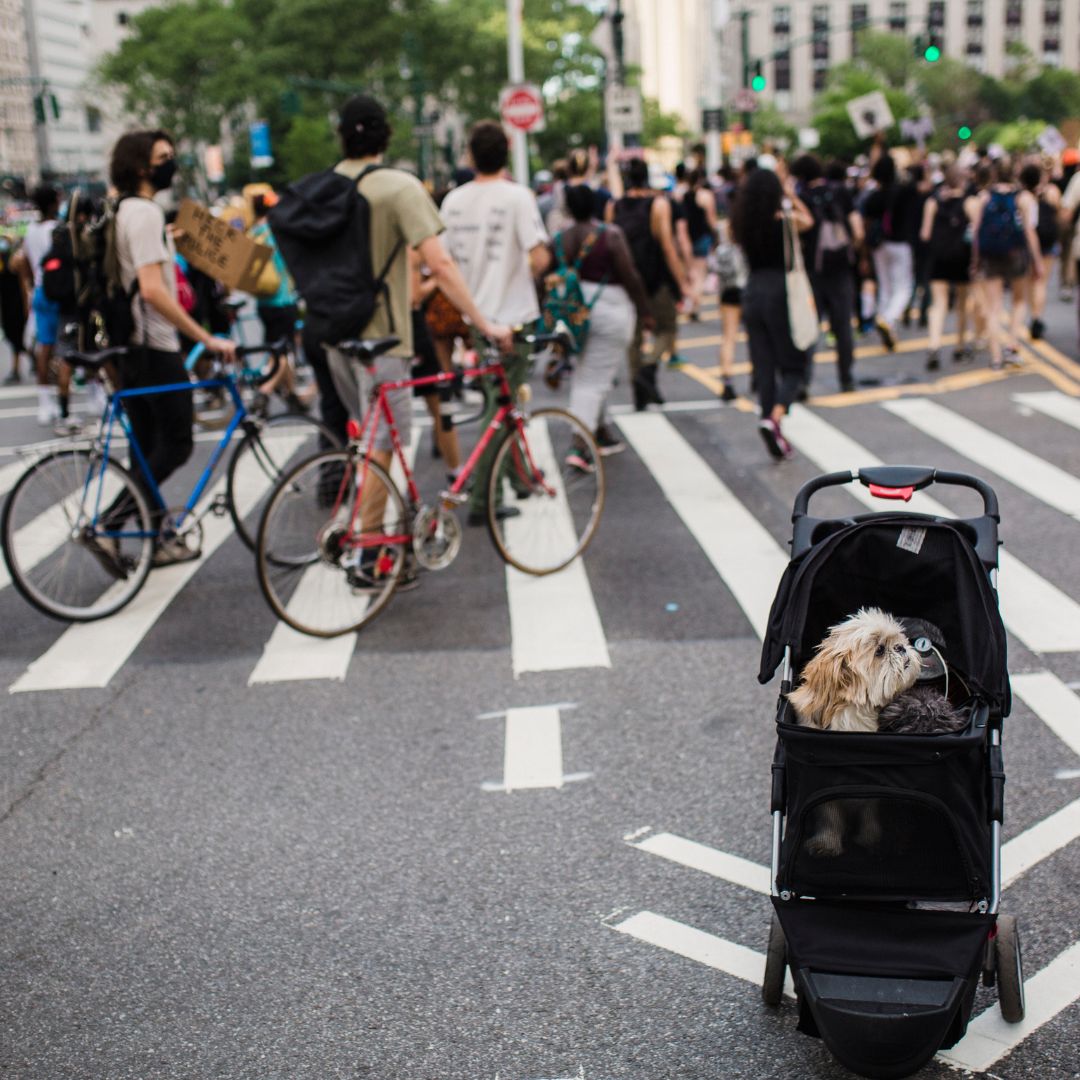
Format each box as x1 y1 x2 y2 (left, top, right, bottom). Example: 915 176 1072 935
783 210 819 352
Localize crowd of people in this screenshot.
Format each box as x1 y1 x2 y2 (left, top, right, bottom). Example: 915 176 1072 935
2 95 1080 532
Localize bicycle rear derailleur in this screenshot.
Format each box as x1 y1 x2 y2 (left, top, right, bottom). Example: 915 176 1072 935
412 504 462 571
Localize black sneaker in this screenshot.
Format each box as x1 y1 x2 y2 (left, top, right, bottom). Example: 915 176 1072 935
1030 318 1045 341
759 419 791 461
81 533 129 580
595 424 626 456
720 381 737 402
926 350 941 372
876 319 896 352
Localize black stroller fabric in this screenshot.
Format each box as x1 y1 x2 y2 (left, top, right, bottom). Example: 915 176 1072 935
758 515 1010 714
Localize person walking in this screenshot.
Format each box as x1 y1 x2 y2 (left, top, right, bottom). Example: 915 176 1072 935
682 168 718 319
0 232 31 383
439 119 549 525
732 168 815 460
860 154 918 351
552 184 652 457
795 155 862 392
1019 162 1059 341
920 164 974 371
971 157 1042 371
607 158 688 410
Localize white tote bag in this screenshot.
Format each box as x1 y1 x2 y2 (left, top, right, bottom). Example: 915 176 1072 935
783 211 819 352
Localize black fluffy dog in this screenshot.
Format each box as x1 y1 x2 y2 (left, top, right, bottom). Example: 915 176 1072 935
878 685 967 734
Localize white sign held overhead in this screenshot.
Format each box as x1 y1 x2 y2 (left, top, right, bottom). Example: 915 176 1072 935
1038 125 1068 156
606 85 643 135
846 90 895 138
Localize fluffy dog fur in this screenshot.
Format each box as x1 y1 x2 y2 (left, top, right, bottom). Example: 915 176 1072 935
788 608 921 732
877 685 967 735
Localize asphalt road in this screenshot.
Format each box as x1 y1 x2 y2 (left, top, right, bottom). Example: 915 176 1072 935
1 286 1079 1080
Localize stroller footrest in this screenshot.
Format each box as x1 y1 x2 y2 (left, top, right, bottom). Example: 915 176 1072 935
797 969 970 1080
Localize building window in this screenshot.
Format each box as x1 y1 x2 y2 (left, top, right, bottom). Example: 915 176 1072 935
1005 1 1022 26
1043 37 1061 52
85 106 101 133
965 40 984 55
772 4 791 35
928 1 945 27
1044 0 1061 26
851 3 869 55
966 0 983 27
116 11 128 24
812 4 829 32
775 50 792 91
889 1 907 32
813 61 829 90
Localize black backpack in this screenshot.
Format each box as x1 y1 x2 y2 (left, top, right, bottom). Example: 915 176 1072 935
1036 197 1059 252
613 195 661 293
41 220 77 309
931 194 970 265
810 184 853 273
269 166 402 347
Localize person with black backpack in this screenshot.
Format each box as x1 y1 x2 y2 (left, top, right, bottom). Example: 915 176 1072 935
792 155 862 392
920 164 975 371
971 156 1042 371
606 158 689 410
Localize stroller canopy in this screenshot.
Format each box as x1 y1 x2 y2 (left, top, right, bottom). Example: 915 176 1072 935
759 514 1010 713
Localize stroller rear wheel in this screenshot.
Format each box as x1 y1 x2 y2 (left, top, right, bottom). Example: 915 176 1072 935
995 914 1025 1023
762 913 787 1006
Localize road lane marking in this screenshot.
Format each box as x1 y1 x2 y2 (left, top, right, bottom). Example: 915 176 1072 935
248 430 420 685
611 911 795 999
1011 671 1080 760
616 412 788 640
883 398 1080 521
503 417 610 677
632 832 772 894
480 704 590 793
10 436 305 693
1002 798 1080 888
939 941 1080 1072
782 406 1080 653
1014 390 1080 432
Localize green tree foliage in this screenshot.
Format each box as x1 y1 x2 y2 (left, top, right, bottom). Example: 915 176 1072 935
810 60 917 160
751 103 797 151
1016 69 1080 128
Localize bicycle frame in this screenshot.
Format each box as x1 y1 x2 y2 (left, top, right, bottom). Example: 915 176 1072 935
337 356 552 551
88 359 250 540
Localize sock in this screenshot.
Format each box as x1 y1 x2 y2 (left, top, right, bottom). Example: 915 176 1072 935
58 394 69 419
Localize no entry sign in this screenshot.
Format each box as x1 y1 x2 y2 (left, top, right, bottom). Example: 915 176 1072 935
500 83 545 133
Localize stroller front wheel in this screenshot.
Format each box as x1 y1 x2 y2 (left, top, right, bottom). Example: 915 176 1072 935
995 914 1026 1023
762 913 787 1006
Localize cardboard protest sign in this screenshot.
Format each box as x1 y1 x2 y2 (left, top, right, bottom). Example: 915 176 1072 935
846 91 895 139
174 199 273 294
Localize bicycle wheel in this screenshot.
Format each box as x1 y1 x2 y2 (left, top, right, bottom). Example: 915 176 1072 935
487 407 605 575
256 449 409 637
1 449 154 621
226 411 339 550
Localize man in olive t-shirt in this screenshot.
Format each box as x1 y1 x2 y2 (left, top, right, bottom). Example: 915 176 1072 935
326 96 511 463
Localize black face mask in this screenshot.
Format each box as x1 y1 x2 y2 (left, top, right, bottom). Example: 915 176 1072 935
149 158 177 191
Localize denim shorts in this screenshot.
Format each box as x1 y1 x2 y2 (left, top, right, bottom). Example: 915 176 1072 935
31 286 60 346
692 235 713 259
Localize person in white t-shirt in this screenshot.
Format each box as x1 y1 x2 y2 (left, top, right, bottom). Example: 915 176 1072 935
439 121 551 525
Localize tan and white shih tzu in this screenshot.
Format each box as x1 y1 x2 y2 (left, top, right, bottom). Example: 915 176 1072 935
787 607 922 733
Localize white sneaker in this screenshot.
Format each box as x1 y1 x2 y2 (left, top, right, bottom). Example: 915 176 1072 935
53 416 82 437
37 399 60 427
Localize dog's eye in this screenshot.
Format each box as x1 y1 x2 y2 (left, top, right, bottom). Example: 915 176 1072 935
875 643 886 658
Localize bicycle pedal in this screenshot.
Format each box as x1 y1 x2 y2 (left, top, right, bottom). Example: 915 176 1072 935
440 489 468 506
210 494 229 517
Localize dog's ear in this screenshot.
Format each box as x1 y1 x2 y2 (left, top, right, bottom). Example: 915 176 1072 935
788 645 854 728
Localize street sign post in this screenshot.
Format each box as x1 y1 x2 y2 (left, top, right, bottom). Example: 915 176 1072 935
500 83 545 134
605 85 643 136
733 88 758 113
702 108 726 133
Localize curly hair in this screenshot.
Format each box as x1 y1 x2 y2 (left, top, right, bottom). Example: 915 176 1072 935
109 130 174 196
731 168 782 261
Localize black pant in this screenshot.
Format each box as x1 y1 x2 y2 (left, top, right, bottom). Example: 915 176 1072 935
258 303 298 347
107 348 194 529
302 327 348 447
743 270 807 417
811 271 856 387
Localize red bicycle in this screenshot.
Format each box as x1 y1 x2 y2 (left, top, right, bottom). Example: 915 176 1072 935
254 332 605 637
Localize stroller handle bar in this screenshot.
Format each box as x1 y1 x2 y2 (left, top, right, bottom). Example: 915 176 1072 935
792 467 1000 523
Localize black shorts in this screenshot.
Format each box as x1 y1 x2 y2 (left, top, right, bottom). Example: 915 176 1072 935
411 308 442 398
930 257 970 285
720 285 743 307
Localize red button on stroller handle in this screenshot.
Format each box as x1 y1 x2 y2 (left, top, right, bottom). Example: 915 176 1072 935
868 484 915 501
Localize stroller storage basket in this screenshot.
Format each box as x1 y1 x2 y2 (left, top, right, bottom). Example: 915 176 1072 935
775 700 993 903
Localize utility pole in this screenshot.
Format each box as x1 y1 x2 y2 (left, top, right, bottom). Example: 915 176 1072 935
506 0 529 185
739 8 752 130
607 0 625 156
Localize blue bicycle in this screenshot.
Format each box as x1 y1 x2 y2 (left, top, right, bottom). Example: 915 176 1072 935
1 339 336 621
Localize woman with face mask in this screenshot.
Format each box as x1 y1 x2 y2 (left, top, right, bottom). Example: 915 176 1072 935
108 130 237 566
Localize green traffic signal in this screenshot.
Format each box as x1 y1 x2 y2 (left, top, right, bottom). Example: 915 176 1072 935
751 74 767 92
958 125 972 140
924 45 941 62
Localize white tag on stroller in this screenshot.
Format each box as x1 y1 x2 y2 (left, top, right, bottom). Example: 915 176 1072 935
897 526 927 555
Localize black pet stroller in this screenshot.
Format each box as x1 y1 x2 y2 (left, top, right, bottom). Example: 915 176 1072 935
758 466 1022 1080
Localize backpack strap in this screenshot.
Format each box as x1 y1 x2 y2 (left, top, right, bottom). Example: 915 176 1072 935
352 163 406 335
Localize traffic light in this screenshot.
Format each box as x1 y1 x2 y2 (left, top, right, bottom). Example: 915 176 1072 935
33 94 45 125
915 33 941 62
750 60 766 92
49 93 60 120
958 125 972 140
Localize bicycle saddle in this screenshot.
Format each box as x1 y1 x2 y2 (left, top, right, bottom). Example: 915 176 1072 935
63 347 129 371
336 336 400 364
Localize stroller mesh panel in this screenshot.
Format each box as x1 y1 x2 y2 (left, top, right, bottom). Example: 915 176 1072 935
787 789 974 900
